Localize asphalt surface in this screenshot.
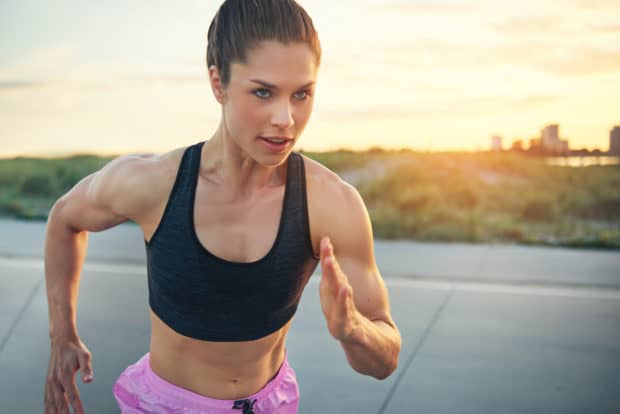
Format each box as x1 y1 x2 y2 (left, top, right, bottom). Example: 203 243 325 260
1 218 619 413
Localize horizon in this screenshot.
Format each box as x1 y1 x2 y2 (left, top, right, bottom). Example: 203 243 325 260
1 0 619 156
2 145 618 161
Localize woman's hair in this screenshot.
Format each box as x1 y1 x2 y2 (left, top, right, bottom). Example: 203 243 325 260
206 0 321 87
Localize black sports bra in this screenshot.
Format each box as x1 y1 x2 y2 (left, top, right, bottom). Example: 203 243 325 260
145 140 320 341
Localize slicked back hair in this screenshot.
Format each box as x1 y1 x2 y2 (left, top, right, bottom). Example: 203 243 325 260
206 0 322 87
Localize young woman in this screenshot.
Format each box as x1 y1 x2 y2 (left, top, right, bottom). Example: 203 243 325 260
43 1 401 413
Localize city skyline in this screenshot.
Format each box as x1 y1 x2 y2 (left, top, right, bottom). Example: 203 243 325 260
1 0 619 157
492 123 620 154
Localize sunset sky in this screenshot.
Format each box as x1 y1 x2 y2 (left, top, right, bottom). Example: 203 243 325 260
1 0 619 157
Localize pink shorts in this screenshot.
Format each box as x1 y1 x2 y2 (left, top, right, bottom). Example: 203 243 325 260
112 348 299 414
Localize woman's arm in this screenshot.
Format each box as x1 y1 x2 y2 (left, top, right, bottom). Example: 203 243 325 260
43 154 157 414
316 178 402 380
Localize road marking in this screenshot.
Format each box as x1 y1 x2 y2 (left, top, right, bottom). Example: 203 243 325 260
377 287 454 414
377 277 620 300
2 256 619 300
0 279 43 354
0 256 145 275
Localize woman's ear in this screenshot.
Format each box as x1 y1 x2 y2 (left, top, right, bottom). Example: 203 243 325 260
208 65 227 104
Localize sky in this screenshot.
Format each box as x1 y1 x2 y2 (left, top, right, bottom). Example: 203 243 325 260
1 0 619 157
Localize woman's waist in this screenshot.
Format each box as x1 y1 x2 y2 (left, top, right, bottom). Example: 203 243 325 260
148 334 287 399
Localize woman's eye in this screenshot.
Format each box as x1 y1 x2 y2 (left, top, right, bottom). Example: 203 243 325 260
254 89 271 99
295 91 310 100
253 89 311 100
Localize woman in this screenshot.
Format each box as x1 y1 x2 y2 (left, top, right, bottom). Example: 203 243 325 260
44 1 401 413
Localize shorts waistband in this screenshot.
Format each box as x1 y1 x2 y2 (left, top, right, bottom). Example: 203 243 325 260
142 348 290 410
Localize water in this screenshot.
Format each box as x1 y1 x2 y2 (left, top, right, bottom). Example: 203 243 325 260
545 156 620 167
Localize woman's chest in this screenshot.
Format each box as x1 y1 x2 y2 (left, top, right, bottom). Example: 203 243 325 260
193 186 291 263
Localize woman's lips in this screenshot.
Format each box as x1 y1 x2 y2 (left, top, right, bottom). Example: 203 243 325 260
259 136 292 151
259 136 292 142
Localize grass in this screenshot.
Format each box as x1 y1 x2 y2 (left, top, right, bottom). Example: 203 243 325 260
0 155 112 220
304 149 620 250
2 149 619 249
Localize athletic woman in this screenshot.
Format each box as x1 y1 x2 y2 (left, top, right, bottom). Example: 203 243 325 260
44 1 401 413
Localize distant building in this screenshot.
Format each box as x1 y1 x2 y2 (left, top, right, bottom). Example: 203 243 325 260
510 139 524 152
541 124 558 146
610 126 620 155
529 138 541 152
540 124 569 154
491 135 503 151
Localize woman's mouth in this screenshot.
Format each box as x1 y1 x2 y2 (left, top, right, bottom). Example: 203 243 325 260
259 136 292 152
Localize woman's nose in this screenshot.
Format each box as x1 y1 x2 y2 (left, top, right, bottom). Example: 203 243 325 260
271 101 294 128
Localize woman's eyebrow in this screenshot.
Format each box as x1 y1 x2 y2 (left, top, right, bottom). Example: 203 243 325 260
249 79 315 89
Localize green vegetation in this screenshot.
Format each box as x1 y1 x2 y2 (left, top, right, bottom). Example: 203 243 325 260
304 149 620 250
0 155 112 220
2 150 619 249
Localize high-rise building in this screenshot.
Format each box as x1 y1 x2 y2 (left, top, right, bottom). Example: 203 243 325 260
610 126 620 155
541 124 559 148
491 135 503 151
540 124 569 154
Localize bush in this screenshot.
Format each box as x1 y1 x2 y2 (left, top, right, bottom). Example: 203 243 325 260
581 198 620 220
368 205 406 239
521 199 555 221
393 185 440 213
20 173 58 196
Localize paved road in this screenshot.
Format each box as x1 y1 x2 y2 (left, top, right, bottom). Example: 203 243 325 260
1 218 619 413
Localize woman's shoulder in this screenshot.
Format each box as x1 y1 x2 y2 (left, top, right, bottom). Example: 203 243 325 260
297 152 342 184
297 151 358 211
109 144 189 223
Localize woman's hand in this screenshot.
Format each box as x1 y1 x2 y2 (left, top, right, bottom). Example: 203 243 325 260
318 236 363 343
44 335 93 414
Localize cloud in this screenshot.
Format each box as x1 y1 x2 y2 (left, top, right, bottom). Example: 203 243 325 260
0 81 47 89
0 42 209 91
318 94 559 122
0 44 80 82
0 76 208 92
537 48 620 76
490 13 620 38
361 37 620 79
573 0 620 10
486 44 620 76
491 15 569 34
377 0 479 14
588 22 620 33
76 75 208 89
0 73 207 91
509 95 559 108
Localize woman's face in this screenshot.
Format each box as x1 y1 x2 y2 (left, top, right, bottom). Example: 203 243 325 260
213 40 318 164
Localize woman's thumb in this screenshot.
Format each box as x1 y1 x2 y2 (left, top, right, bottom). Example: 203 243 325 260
78 352 94 383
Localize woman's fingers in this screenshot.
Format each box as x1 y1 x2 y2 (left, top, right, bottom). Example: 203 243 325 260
59 354 85 414
320 237 345 293
62 374 85 414
45 345 90 414
49 378 69 414
44 381 57 414
77 348 93 383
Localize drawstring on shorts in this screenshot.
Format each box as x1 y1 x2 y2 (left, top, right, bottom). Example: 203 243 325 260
232 398 257 414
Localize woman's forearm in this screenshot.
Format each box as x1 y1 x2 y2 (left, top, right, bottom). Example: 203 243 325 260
339 315 402 380
44 200 89 342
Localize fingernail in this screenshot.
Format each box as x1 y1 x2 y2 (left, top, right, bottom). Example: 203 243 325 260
84 375 93 381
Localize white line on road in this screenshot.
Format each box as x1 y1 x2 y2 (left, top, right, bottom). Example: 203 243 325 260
3 256 619 300
373 276 620 300
0 256 145 275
